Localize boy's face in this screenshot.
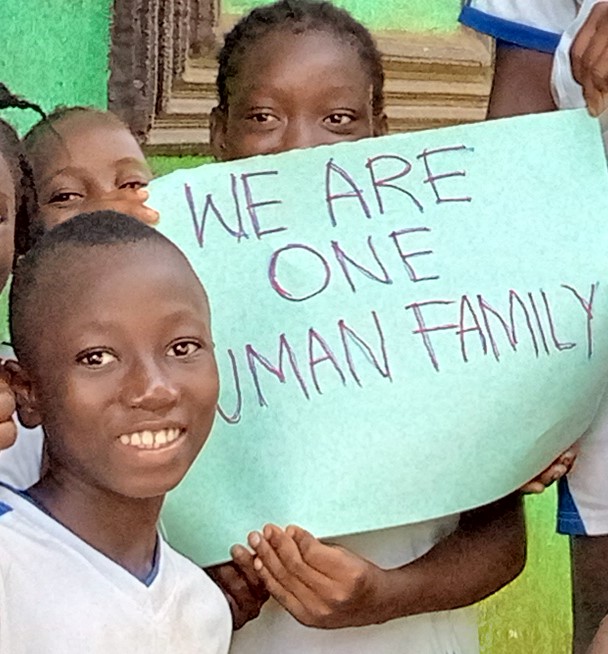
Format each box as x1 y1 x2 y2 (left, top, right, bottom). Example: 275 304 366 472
19 242 218 499
29 114 154 230
212 30 387 160
0 153 16 291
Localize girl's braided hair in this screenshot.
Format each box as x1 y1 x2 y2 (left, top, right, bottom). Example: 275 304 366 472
216 0 384 115
0 83 45 257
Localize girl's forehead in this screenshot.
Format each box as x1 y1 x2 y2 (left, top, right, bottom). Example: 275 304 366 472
30 114 137 157
230 29 369 97
239 28 363 72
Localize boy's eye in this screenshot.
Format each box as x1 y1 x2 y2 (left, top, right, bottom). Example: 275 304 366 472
76 350 117 368
324 113 355 126
119 180 149 191
49 191 83 204
167 340 202 358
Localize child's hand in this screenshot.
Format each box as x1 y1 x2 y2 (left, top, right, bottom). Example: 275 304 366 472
520 445 578 494
205 546 269 630
571 3 608 116
248 524 386 629
88 188 160 226
0 366 16 451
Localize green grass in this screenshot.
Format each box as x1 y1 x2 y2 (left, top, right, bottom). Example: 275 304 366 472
479 488 572 653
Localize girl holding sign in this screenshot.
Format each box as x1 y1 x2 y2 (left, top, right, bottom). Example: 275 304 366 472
206 2 536 653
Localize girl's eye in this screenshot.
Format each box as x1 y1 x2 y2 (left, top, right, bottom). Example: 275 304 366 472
325 113 355 126
119 180 149 191
247 112 279 124
49 191 83 204
168 340 201 358
76 350 117 368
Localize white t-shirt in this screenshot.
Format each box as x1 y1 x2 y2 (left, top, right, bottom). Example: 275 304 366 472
0 483 232 654
0 426 481 652
459 0 579 52
459 0 608 108
558 387 608 536
0 433 480 653
230 517 479 654
0 345 43 489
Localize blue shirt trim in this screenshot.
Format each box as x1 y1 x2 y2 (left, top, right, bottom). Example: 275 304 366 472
557 477 587 535
142 539 161 587
459 6 562 54
0 481 161 585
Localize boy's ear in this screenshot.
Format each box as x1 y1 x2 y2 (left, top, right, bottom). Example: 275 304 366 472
210 106 229 161
373 112 389 137
3 360 42 429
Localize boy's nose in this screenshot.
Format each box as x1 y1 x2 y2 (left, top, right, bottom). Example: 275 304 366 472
125 360 179 411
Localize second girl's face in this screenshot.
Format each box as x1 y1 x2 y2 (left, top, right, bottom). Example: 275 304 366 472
29 114 154 230
0 152 16 291
212 30 386 160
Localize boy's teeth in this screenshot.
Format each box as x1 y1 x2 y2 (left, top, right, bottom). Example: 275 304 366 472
119 428 181 449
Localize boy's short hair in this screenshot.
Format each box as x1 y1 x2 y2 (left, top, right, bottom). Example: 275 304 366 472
9 211 170 365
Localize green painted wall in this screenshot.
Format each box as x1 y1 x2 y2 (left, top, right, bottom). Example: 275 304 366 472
225 0 461 32
0 0 112 134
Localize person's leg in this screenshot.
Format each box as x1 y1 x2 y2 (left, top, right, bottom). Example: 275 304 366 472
571 535 608 654
488 43 557 118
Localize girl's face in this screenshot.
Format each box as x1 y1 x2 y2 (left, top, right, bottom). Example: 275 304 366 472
0 152 16 291
28 114 155 230
212 30 387 160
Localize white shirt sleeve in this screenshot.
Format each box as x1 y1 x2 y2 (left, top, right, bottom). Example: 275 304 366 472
459 1 578 52
552 0 608 108
0 424 43 489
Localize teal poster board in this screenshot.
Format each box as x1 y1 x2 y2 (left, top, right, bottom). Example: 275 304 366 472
151 110 608 565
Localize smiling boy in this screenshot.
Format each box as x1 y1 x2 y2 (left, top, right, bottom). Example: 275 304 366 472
0 211 231 654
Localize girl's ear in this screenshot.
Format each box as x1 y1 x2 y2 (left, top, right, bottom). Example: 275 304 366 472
3 360 42 429
210 106 229 161
373 112 389 137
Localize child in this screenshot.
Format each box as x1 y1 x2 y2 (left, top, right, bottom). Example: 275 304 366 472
0 88 159 491
460 5 608 650
206 3 526 653
0 85 40 470
23 105 159 232
0 210 232 653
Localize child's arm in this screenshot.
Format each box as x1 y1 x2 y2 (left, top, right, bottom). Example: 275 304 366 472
205 549 269 630
242 494 524 628
488 45 557 118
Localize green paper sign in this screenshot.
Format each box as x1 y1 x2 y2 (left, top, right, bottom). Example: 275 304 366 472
151 110 608 565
